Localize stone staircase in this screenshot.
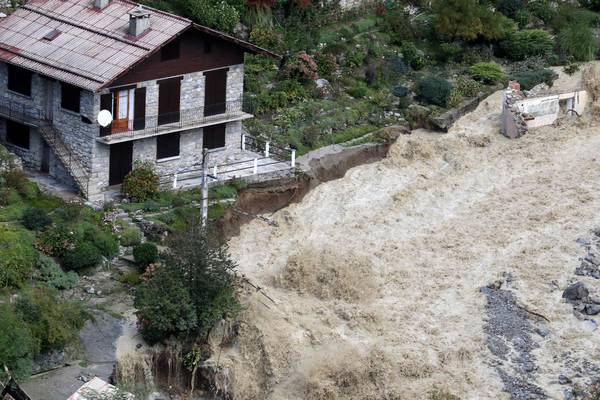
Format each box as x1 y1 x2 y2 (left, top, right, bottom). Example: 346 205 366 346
37 121 90 197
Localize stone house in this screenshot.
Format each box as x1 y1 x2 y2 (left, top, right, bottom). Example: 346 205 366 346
0 0 278 200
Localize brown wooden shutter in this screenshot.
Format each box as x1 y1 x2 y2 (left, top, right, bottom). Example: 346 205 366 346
99 93 112 137
204 68 228 116
158 77 182 125
134 87 146 130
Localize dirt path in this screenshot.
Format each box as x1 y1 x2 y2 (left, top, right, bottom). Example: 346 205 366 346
217 74 600 399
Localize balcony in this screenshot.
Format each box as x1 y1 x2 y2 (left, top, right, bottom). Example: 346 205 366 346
0 96 43 127
97 100 252 144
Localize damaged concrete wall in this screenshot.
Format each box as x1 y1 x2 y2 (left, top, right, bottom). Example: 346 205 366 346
501 80 589 139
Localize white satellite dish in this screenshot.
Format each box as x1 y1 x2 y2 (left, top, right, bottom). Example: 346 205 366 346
97 109 113 127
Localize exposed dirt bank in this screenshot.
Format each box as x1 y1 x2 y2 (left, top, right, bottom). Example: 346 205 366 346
214 66 600 399
218 135 400 238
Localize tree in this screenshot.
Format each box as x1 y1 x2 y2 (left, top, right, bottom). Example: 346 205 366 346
134 227 239 344
432 0 513 41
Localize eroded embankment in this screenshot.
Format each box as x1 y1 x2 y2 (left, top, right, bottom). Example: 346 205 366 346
218 133 402 238
209 65 600 400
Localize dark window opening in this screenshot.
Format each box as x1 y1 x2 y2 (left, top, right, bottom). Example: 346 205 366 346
158 77 182 125
6 120 30 149
7 65 32 96
204 41 212 54
156 132 180 159
61 83 81 113
203 124 225 149
161 41 180 61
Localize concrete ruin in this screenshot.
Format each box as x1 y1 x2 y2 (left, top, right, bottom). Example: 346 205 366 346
501 80 588 139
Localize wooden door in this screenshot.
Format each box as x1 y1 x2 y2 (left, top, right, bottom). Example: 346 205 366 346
109 141 133 186
158 77 182 125
112 89 130 132
204 68 227 116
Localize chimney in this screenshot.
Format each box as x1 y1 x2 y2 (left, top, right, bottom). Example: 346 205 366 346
94 0 109 9
128 6 151 37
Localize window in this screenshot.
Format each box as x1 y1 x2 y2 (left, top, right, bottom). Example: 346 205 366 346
61 83 81 113
156 132 180 160
203 124 225 149
203 41 212 54
161 40 180 61
6 120 30 149
7 65 32 96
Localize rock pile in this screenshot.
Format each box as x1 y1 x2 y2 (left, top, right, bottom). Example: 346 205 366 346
562 282 600 329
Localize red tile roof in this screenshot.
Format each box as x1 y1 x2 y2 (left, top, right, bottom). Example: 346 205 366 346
0 0 279 91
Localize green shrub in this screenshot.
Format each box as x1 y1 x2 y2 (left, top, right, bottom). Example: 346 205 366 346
15 288 87 354
121 161 160 202
528 0 556 23
469 62 507 84
401 42 426 70
0 188 20 206
143 200 160 212
249 26 284 53
35 225 76 257
502 29 555 60
93 231 119 258
436 42 463 62
0 227 37 288
2 169 28 193
433 0 512 41
54 203 83 222
415 76 453 107
119 270 141 286
63 242 101 271
36 254 78 290
455 76 485 97
511 68 558 90
182 0 240 33
133 243 159 269
0 305 34 379
120 226 142 247
348 81 369 98
21 208 52 231
559 23 599 61
210 185 237 199
284 52 318 82
379 7 414 44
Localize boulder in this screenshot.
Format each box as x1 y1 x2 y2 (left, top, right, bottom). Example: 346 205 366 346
562 282 589 302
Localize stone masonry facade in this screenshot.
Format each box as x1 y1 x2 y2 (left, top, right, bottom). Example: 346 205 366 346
0 61 247 200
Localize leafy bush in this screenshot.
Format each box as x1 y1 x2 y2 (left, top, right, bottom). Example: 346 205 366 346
559 23 599 61
510 68 558 90
121 161 160 202
314 52 338 78
401 42 426 70
37 254 78 290
501 29 555 60
469 62 507 84
133 243 159 269
22 207 52 231
347 81 369 98
379 7 413 43
92 231 119 258
119 270 141 286
35 225 76 257
134 227 239 344
249 26 284 52
436 42 463 62
0 227 37 288
415 76 453 107
455 76 485 97
15 288 87 354
0 188 20 206
392 85 410 108
284 51 318 82
54 202 83 222
433 0 512 41
120 226 142 247
63 242 101 271
143 200 160 212
182 0 240 33
528 0 556 24
0 305 34 379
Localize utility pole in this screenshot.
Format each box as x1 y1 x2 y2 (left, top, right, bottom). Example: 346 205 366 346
200 148 209 227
